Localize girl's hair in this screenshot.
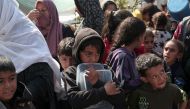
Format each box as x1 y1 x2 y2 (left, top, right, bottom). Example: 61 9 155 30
102 0 117 12
0 56 16 73
152 12 168 30
111 17 146 51
164 39 184 54
57 37 74 56
140 3 160 20
144 28 154 39
101 9 133 42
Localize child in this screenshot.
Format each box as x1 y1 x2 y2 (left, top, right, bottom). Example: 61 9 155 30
0 56 35 109
65 28 127 109
57 37 75 71
101 9 133 63
152 12 172 55
107 17 146 92
128 53 187 109
135 28 155 56
163 39 187 91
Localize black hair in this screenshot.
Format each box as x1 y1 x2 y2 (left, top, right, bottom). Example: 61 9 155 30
57 37 74 56
102 9 133 42
79 38 103 54
111 17 146 51
136 53 163 77
102 0 117 12
0 56 16 73
140 3 160 19
152 12 168 30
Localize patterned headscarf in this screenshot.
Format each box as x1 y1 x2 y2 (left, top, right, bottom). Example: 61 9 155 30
36 0 63 57
74 0 104 34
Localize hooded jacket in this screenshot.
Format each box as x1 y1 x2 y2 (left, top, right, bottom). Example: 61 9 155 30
74 0 104 35
65 28 127 109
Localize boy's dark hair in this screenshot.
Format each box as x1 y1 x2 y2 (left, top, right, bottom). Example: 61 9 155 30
111 17 146 51
0 56 16 72
136 53 163 77
152 12 168 29
102 0 117 12
57 37 74 56
79 38 103 54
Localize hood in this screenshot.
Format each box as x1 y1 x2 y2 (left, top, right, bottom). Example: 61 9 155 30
73 28 105 65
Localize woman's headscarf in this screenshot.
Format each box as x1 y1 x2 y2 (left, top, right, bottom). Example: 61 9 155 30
36 0 63 57
74 0 104 35
0 0 62 93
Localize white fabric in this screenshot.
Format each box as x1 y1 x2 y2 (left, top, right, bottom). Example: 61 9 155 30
0 0 62 93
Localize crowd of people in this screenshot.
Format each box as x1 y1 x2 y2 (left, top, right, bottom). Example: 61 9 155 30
0 0 190 109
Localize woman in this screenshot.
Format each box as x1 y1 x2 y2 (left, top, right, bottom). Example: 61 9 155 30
27 0 74 58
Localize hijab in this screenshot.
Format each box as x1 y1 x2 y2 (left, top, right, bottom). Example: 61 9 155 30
35 0 63 57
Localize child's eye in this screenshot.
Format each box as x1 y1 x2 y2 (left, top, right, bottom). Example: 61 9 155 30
0 79 3 84
10 76 16 81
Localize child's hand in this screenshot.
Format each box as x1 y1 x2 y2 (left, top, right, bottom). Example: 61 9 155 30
104 81 120 95
85 67 99 85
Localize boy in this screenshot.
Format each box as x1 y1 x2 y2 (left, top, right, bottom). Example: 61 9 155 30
128 53 187 109
0 56 35 109
57 37 75 71
65 28 127 109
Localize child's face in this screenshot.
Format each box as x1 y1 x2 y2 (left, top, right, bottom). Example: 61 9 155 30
105 4 117 12
143 64 167 90
143 36 154 52
79 45 100 63
135 33 145 48
163 41 179 65
0 71 17 101
58 54 73 70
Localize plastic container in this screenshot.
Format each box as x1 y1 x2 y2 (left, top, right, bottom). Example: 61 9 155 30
167 0 190 21
76 63 112 90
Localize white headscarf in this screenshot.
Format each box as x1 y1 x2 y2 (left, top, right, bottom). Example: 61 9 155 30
0 0 62 93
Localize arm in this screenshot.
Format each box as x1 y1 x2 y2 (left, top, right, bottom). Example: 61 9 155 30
67 85 107 109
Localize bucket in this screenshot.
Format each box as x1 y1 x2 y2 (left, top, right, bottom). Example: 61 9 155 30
167 0 190 21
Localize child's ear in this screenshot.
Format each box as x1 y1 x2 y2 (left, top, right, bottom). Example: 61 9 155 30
140 77 148 83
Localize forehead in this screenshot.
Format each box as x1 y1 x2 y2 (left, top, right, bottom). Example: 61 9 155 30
0 71 16 78
146 64 163 76
83 45 98 52
164 41 177 48
144 36 154 40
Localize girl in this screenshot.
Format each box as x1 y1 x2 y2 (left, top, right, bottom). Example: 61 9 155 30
163 39 186 90
101 9 133 63
107 17 146 92
152 12 172 55
27 0 75 58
